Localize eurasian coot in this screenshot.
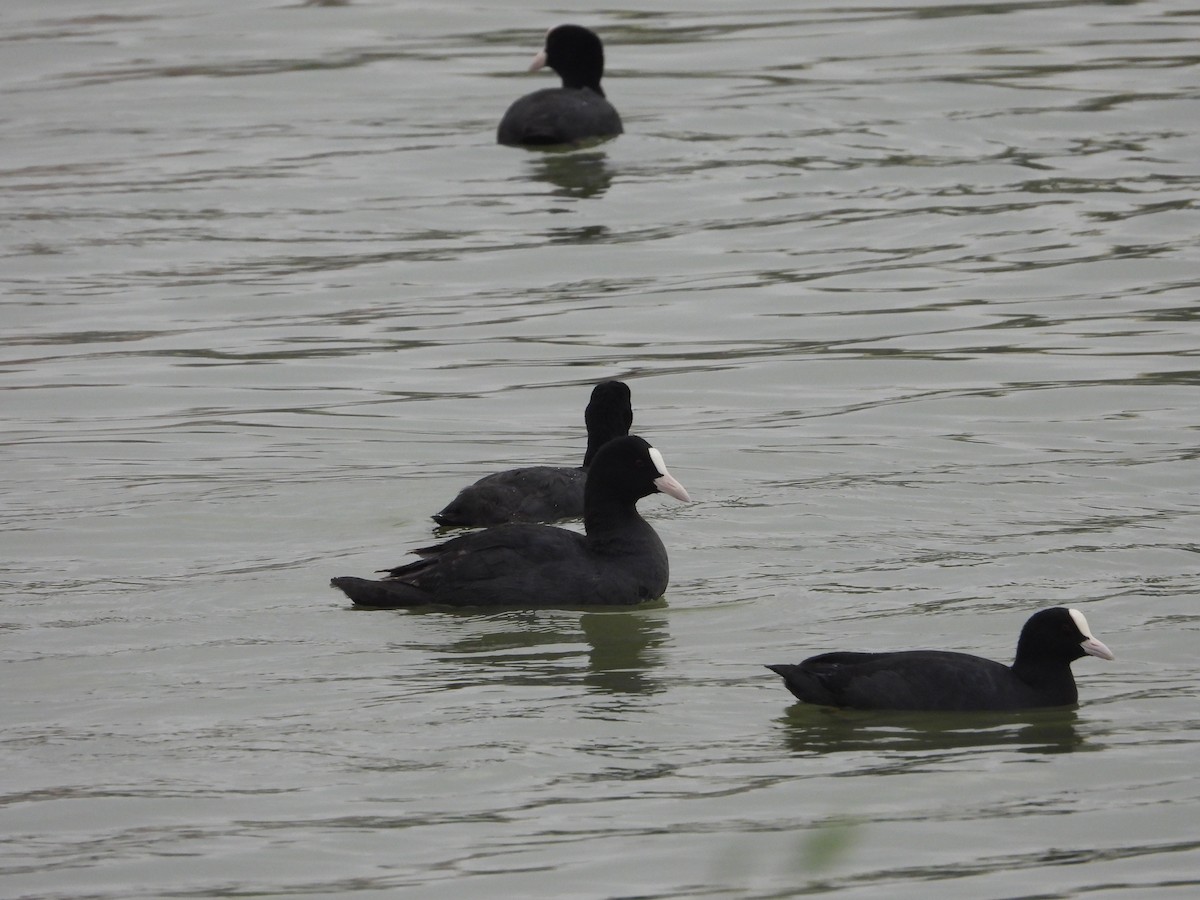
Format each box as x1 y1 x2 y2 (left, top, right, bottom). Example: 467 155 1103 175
497 25 623 147
432 380 632 527
333 435 688 608
767 607 1113 711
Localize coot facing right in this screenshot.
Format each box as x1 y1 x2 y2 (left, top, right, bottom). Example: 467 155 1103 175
767 608 1114 711
334 435 689 609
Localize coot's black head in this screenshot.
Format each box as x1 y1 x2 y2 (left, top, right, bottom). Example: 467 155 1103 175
1015 607 1114 665
531 24 608 95
582 381 633 465
586 435 690 506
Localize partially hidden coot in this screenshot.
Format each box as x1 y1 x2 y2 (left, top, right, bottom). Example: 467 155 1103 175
767 607 1114 711
432 380 633 527
497 24 623 147
332 435 689 608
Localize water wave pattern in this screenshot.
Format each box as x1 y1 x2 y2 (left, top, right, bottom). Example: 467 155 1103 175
2 1 1199 898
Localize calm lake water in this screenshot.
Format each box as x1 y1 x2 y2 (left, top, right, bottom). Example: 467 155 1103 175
3 0 1198 897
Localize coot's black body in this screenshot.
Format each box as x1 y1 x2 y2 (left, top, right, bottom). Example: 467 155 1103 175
497 25 622 147
767 608 1113 711
432 381 632 527
333 436 689 609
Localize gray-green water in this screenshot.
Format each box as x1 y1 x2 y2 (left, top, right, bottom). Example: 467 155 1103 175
3 1 1198 897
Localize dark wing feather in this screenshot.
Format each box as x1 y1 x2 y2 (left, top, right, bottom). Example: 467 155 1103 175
433 466 586 526
771 651 1034 711
361 525 593 607
497 88 622 147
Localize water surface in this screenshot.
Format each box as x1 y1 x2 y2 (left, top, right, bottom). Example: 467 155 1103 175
2 1 1198 897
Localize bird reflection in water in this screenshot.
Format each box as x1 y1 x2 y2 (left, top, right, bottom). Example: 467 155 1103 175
415 607 668 696
777 704 1089 757
581 610 667 695
528 150 614 200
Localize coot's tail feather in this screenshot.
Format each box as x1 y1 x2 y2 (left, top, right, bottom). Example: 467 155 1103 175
331 576 430 608
765 664 838 706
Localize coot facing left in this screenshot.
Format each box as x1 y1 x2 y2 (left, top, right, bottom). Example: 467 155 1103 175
497 24 623 147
